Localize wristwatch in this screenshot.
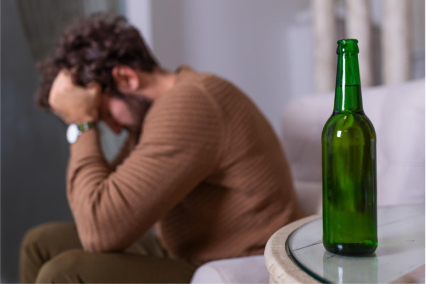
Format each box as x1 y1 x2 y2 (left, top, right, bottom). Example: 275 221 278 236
66 121 96 144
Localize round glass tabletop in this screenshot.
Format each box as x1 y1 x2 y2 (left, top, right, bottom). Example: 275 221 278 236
286 205 425 283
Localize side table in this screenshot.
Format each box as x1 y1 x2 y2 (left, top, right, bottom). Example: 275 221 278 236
264 205 425 283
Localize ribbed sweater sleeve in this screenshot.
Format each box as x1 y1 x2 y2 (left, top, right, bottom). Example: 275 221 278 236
66 84 222 252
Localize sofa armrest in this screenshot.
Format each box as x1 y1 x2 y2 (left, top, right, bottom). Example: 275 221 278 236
282 79 425 214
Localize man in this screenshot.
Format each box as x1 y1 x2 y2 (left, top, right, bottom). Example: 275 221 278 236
20 13 304 283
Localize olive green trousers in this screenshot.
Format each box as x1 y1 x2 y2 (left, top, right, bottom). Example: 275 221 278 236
20 222 201 283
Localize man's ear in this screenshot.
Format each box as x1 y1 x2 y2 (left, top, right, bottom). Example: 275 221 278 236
112 65 140 93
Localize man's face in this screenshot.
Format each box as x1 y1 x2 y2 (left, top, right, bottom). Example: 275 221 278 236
99 93 151 134
98 66 155 134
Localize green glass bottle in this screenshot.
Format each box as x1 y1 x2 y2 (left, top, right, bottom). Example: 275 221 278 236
322 39 377 256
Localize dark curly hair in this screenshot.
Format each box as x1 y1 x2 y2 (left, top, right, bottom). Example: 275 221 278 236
36 13 159 110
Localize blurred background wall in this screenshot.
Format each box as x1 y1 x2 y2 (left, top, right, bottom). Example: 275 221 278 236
2 1 70 281
148 0 314 134
1 0 425 282
1 1 125 282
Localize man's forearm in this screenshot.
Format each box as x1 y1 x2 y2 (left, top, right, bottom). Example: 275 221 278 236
66 128 114 251
66 127 159 253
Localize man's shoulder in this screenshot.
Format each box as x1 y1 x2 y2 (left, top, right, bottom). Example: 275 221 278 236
144 71 224 125
153 69 232 112
174 66 236 97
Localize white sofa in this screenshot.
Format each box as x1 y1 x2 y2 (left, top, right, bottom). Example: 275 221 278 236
191 80 425 283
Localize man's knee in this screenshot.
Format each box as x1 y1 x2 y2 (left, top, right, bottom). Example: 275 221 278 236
36 250 86 283
21 223 57 257
22 223 66 255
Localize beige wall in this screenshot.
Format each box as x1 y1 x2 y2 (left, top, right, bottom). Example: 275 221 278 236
128 0 313 136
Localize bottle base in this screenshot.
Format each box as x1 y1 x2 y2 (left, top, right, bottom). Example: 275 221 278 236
324 242 377 256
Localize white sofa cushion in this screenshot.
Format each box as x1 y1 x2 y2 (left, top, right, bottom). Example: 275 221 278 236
191 255 268 283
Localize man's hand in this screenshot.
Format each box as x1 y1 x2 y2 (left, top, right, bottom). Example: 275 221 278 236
49 70 101 124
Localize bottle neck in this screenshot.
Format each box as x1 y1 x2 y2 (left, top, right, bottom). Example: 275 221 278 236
334 52 364 114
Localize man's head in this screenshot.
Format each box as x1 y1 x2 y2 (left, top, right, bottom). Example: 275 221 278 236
36 13 163 133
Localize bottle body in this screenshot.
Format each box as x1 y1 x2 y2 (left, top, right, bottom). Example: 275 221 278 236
322 109 377 255
322 39 377 256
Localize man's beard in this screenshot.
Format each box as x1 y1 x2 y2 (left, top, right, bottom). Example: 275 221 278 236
121 94 153 135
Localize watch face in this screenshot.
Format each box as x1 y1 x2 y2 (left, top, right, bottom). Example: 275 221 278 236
67 124 80 144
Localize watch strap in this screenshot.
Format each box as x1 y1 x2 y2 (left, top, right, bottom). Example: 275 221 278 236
77 121 96 132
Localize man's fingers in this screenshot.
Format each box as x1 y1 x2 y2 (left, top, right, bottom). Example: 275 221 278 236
49 69 101 124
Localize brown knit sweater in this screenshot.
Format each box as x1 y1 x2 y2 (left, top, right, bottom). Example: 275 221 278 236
67 66 304 261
